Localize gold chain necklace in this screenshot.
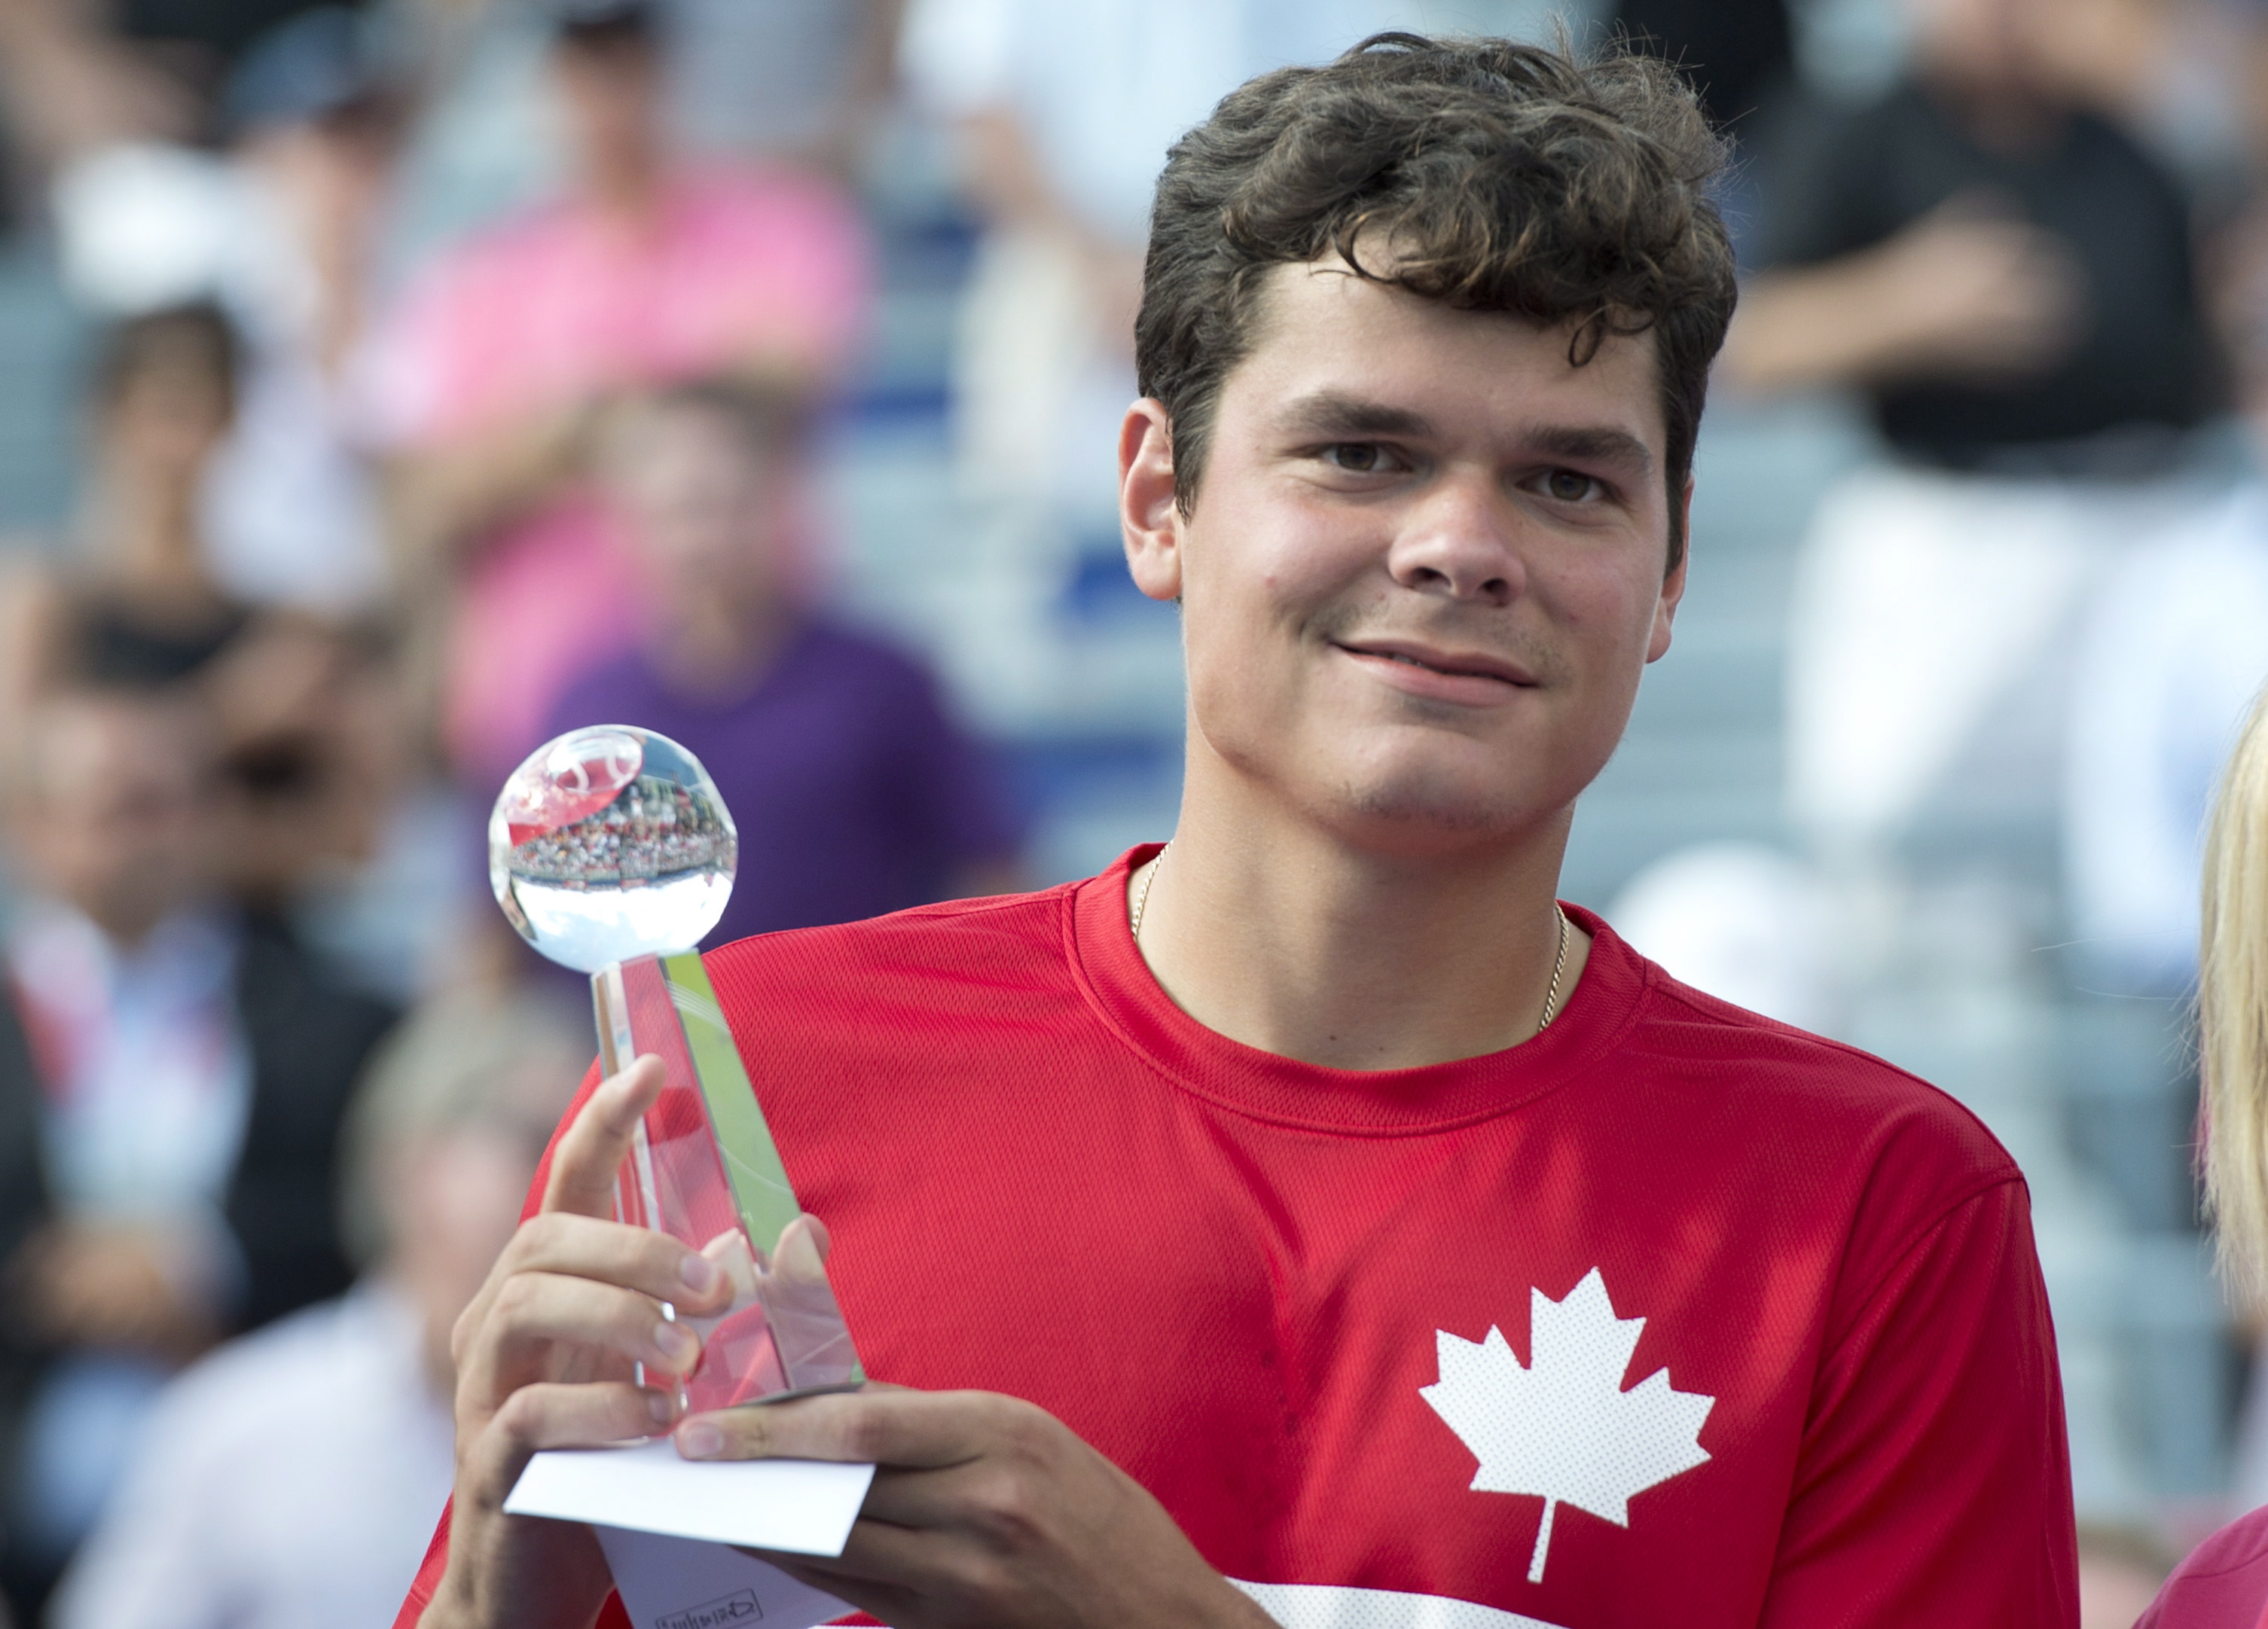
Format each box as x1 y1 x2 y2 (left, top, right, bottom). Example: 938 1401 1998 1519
1131 843 1571 1033
1130 844 1166 942
1537 904 1571 1030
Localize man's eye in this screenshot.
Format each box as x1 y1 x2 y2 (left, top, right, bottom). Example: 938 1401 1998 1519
1543 469 1601 502
1324 443 1387 472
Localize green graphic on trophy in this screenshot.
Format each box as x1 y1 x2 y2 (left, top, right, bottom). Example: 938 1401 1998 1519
490 725 863 1410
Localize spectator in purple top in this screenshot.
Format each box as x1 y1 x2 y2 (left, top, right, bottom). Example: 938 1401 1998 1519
540 378 1024 945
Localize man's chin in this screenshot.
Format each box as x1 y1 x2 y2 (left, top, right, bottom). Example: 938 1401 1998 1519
1200 718 1583 848
1318 770 1564 853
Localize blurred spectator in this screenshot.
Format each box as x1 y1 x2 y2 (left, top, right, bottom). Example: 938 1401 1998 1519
366 0 562 287
662 0 905 176
1720 0 2222 851
1726 0 2215 459
1611 0 1793 136
0 304 408 912
0 303 253 752
364 0 870 793
2063 486 2268 993
368 0 905 295
544 380 1023 941
2 7 402 616
0 685 398 1620
898 0 1532 535
1610 0 1793 258
0 0 204 190
205 612 410 918
115 0 346 84
194 7 401 615
50 987 585 1629
1606 842 1842 1033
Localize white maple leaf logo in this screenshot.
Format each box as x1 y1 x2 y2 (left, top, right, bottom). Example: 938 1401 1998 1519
1419 1268 1714 1585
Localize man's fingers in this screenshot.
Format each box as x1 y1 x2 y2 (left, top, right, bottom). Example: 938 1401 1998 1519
452 1208 732 1377
503 1211 734 1311
674 1387 1006 1469
460 1271 703 1410
747 1517 954 1592
461 1380 677 1503
542 1054 665 1219
847 1460 1025 1530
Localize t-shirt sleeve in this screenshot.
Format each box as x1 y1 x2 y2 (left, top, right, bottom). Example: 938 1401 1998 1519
1758 1177 2078 1627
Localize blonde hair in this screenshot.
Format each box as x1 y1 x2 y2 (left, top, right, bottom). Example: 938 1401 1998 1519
2203 682 2268 1300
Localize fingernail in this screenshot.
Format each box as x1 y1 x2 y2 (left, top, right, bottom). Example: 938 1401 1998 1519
680 1254 720 1295
654 1319 698 1366
679 1421 722 1460
647 1389 675 1427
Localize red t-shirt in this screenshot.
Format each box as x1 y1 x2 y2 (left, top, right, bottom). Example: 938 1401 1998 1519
398 849 2078 1628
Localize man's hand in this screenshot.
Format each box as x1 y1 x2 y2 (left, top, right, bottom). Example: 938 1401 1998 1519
9 1221 218 1358
676 1388 1279 1629
423 1056 736 1629
424 1055 1266 1629
1720 192 2088 394
1861 197 2086 381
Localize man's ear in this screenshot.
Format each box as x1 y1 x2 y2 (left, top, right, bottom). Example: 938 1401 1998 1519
1119 399 1183 602
1647 474 1694 663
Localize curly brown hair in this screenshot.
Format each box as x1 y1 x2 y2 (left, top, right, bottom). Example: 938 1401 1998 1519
1136 33 1735 566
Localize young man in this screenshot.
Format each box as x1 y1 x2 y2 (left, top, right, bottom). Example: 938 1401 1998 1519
401 35 2077 1629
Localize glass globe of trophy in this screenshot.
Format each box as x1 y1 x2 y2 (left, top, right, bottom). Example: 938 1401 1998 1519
491 725 862 1413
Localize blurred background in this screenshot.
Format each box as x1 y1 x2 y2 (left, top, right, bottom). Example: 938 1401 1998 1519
0 0 2251 1624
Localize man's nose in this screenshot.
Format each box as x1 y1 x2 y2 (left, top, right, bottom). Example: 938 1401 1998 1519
1385 475 1526 606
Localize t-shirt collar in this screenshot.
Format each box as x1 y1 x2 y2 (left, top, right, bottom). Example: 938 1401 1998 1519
1065 845 1647 1134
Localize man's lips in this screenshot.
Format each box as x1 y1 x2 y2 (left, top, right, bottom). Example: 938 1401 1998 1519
1334 639 1539 688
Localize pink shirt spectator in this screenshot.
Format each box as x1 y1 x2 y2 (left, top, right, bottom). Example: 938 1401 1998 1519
366 164 868 788
2140 1507 2268 1627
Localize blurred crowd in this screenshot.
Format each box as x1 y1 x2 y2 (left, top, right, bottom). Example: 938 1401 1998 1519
0 0 2256 1624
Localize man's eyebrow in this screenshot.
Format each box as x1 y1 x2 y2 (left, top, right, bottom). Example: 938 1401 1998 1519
1524 423 1656 477
1272 392 1436 440
1273 394 1657 477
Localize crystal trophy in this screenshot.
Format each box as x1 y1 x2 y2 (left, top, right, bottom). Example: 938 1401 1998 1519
491 725 862 1411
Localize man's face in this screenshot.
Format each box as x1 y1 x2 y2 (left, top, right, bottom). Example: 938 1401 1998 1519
552 36 661 185
17 696 215 941
1906 0 2058 95
103 359 231 484
1125 263 1687 856
609 404 791 624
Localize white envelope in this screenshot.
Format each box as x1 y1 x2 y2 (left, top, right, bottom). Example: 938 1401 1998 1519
594 1524 858 1629
505 1439 875 1552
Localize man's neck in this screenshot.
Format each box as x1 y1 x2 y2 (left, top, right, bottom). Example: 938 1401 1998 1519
91 472 211 601
583 150 665 230
1922 71 2068 158
1131 764 1592 1072
647 598 798 700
